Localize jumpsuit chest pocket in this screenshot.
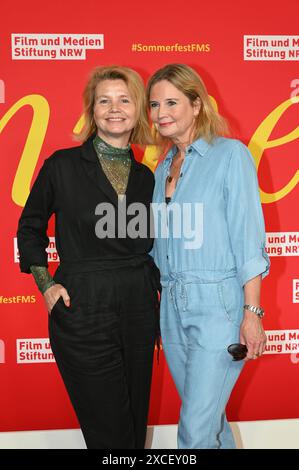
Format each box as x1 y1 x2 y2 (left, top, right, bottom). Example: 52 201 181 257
182 277 243 327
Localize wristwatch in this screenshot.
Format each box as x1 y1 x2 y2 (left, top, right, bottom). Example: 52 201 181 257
244 304 264 318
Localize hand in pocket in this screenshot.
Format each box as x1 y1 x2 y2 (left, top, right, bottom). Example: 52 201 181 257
44 284 71 314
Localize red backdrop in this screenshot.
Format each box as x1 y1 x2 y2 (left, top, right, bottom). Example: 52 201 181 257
0 0 298 432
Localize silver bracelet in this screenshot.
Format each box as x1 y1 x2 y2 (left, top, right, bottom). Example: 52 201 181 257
244 304 264 318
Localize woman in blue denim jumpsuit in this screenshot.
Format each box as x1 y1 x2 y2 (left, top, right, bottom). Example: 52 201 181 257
147 64 270 449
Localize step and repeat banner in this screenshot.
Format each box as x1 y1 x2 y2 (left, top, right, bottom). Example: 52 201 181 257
0 0 298 432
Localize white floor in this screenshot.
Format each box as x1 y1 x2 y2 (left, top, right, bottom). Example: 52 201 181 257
0 419 298 449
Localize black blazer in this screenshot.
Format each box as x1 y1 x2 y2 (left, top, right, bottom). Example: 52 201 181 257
17 136 155 273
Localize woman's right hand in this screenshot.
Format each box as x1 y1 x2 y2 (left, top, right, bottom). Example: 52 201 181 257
43 284 71 314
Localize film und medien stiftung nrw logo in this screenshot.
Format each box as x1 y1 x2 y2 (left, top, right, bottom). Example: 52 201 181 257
17 338 55 363
244 35 299 61
265 232 299 257
11 33 104 60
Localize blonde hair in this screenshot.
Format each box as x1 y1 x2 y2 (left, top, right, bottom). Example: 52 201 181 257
76 65 153 145
146 63 228 151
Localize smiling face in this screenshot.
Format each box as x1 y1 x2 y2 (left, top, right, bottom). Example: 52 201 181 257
149 80 200 146
93 79 137 147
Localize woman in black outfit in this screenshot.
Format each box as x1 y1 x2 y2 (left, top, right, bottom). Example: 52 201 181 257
17 65 159 449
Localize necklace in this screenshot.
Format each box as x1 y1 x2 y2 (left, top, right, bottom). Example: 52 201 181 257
167 153 184 185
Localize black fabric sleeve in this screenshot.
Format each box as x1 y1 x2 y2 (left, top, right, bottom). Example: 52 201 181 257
17 159 55 273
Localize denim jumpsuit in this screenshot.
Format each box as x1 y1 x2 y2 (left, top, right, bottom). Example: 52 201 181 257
152 137 270 449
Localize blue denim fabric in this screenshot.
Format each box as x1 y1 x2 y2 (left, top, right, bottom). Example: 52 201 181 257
152 137 270 448
152 137 270 285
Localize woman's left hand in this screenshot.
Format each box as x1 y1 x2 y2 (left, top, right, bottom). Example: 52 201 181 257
239 310 267 361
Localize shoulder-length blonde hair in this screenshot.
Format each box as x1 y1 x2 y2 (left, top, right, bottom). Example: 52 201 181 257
146 63 228 151
76 65 153 145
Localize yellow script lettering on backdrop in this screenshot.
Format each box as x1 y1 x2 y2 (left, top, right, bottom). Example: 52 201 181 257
0 95 50 207
248 97 299 203
1 95 298 207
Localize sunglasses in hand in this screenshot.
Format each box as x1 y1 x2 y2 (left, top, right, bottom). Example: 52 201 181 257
227 343 248 361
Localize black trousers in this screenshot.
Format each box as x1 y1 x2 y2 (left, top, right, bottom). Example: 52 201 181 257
48 256 158 449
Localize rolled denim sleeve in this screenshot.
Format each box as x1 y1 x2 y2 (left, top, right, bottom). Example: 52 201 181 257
224 141 270 286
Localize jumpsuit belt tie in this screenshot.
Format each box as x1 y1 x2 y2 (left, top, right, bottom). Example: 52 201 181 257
160 270 237 312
